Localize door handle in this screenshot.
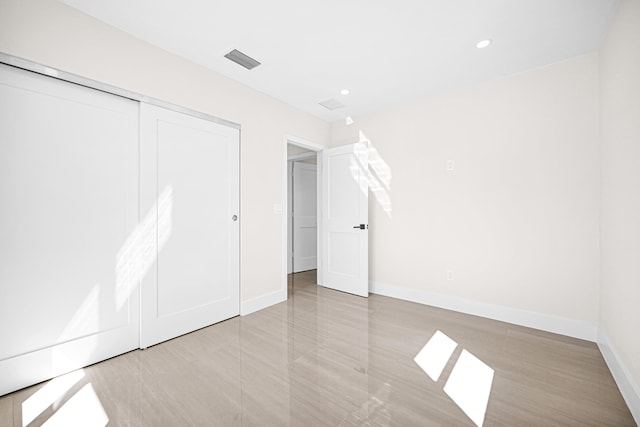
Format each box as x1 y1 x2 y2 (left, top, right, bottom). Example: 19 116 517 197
353 224 366 229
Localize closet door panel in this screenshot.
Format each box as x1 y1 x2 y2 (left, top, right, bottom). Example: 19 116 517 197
140 104 239 348
0 64 139 396
156 120 232 315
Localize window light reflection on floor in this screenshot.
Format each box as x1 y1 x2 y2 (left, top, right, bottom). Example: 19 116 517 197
21 369 85 427
443 350 494 427
42 383 109 427
414 330 458 382
414 332 494 427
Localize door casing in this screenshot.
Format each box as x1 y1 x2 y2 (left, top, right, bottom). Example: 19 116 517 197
282 136 324 295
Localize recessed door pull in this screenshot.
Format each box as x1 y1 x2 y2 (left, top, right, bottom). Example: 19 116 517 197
232 215 238 221
353 224 366 229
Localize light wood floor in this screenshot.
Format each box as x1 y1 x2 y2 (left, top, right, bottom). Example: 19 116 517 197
0 270 635 426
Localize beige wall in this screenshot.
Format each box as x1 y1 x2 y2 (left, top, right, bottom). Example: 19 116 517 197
332 54 601 329
0 0 329 303
599 0 640 398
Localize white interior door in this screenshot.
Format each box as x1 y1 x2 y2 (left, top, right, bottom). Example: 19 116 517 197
140 104 239 348
293 162 317 272
321 142 368 297
0 64 139 395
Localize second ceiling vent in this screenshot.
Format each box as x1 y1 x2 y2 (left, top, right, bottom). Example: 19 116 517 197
318 98 346 111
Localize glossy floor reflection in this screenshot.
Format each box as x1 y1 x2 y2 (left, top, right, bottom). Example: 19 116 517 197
0 270 634 426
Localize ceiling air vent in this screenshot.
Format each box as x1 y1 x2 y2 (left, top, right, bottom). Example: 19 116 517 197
318 98 345 111
224 49 261 70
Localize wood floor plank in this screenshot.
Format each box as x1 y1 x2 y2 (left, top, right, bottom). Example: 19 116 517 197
0 269 634 426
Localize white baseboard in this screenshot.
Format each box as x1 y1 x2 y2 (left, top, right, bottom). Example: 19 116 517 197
240 288 287 316
369 281 598 341
598 328 640 424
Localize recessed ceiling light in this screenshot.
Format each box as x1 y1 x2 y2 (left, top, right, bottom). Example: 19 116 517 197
340 89 350 95
476 39 492 49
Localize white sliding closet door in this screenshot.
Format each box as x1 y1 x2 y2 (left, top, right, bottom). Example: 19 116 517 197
140 104 239 348
0 64 139 396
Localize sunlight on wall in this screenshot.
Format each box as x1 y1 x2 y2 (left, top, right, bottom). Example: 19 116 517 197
21 369 85 427
56 285 100 343
360 131 392 217
42 383 108 427
53 284 101 374
115 185 173 310
41 186 174 381
349 140 370 198
414 330 494 427
344 129 393 217
414 330 458 381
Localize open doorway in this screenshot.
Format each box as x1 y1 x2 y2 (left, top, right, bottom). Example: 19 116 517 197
288 151 317 274
282 136 324 299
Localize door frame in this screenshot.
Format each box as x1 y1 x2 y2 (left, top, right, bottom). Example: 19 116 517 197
287 152 316 275
282 135 325 294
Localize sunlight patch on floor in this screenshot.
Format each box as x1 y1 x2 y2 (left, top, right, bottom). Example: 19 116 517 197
415 332 494 426
42 383 108 427
21 370 85 427
443 349 494 427
414 330 458 382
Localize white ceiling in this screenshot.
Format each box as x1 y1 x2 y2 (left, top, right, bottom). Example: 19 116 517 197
60 0 619 123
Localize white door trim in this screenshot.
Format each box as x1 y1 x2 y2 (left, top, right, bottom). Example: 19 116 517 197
288 151 317 161
282 135 325 297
